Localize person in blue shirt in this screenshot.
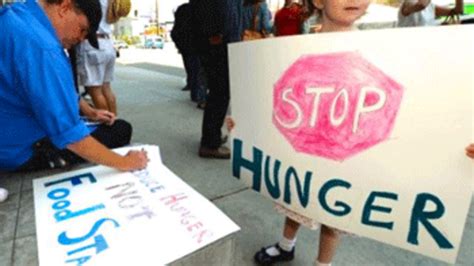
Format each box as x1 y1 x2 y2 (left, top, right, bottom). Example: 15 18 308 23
242 0 272 36
0 0 148 173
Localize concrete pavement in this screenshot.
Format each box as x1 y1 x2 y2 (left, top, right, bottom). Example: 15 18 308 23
0 47 473 266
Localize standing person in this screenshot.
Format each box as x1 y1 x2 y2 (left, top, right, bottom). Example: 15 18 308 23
171 3 207 108
398 0 463 27
273 0 306 36
253 0 371 265
0 0 148 172
190 0 243 159
242 0 272 37
76 0 127 115
301 0 319 34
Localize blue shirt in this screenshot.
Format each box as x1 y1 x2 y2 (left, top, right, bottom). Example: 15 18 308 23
242 3 272 33
0 0 91 170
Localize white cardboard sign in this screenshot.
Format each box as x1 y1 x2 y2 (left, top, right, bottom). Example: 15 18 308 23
229 26 474 263
33 145 240 266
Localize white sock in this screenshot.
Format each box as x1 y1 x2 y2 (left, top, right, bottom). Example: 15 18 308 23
264 237 296 256
315 260 331 266
0 188 8 203
278 236 297 252
265 246 280 256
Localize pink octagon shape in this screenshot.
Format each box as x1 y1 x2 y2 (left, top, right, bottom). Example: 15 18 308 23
273 52 404 161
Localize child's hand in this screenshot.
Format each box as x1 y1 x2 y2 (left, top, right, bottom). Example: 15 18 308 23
92 109 116 125
465 144 474 159
225 116 235 132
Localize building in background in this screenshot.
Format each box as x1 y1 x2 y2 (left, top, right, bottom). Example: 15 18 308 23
113 0 305 41
113 0 186 43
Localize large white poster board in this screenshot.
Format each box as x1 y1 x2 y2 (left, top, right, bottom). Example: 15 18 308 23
33 145 239 266
229 26 474 263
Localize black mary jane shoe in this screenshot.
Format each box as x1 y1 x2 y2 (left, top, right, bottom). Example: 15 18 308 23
254 243 295 265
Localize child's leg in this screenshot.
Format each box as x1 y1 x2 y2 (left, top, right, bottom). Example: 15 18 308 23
102 83 117 115
254 216 299 265
315 225 340 265
283 216 301 239
275 216 299 252
86 85 110 111
266 216 300 254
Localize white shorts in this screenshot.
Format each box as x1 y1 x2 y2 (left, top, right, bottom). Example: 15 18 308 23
77 38 116 87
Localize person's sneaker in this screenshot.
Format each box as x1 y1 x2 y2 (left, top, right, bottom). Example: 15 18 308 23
198 146 230 159
0 188 9 203
181 86 190 91
254 243 295 265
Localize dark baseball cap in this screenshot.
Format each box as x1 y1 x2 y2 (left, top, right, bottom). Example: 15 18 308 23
74 0 102 48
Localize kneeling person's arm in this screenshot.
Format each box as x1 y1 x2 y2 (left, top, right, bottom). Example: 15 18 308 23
67 136 148 171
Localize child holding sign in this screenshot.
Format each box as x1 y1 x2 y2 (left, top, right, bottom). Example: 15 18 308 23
465 144 474 158
252 0 371 265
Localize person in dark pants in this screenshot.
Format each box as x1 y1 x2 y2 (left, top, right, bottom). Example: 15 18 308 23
191 0 243 159
18 120 132 171
172 3 207 107
184 54 207 107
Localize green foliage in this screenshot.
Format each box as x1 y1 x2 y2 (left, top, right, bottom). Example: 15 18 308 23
117 35 141 45
465 4 474 15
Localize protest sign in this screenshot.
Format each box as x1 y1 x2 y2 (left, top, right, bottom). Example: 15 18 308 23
33 145 239 266
229 26 474 263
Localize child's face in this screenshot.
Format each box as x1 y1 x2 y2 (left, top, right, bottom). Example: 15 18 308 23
314 0 370 31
